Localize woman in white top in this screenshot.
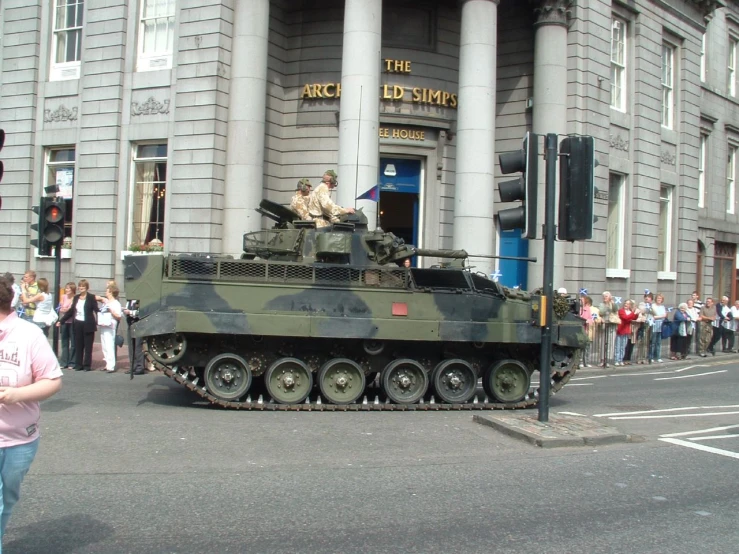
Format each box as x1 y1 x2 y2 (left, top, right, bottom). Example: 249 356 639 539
23 278 53 337
98 284 122 372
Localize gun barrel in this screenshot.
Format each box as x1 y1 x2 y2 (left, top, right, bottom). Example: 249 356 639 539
414 248 468 259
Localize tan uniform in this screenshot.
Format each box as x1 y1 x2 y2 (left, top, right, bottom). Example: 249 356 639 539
307 183 348 228
290 192 311 220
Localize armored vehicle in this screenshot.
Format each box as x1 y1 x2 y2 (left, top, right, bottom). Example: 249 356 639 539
123 200 585 411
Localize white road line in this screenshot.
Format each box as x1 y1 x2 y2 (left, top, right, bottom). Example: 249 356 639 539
673 364 710 373
659 438 739 459
558 411 586 416
610 411 739 420
570 375 608 381
563 383 593 386
612 371 672 377
595 405 739 417
689 434 739 441
661 424 739 438
654 370 727 381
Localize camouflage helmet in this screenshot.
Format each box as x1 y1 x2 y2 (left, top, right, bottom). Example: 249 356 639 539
323 169 338 185
297 178 312 193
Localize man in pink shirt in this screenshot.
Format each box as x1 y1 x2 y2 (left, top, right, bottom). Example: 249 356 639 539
0 276 62 548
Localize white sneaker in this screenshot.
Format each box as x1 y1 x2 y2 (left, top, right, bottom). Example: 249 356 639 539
657 359 663 363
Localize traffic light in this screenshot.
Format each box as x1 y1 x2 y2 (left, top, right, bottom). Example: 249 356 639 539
43 198 66 248
498 132 539 239
31 197 50 256
558 136 597 241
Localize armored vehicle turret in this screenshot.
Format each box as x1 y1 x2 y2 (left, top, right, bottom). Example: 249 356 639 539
124 200 585 410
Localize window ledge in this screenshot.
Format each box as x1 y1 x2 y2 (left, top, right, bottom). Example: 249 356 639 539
50 62 80 82
34 248 71 259
657 271 677 281
606 268 630 279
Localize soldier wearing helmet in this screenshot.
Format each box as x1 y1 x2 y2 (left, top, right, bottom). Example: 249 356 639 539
307 169 355 228
290 178 312 220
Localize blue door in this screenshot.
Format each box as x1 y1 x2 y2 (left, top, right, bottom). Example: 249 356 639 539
379 158 421 260
498 229 528 289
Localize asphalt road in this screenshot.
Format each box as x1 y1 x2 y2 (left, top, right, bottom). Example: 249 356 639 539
4 355 739 554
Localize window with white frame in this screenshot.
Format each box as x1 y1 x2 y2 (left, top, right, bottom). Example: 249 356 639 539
658 186 673 272
611 17 627 111
661 43 675 129
729 144 737 215
50 0 84 81
700 33 706 82
131 144 167 247
46 148 75 243
137 0 176 72
606 173 626 270
729 38 738 97
698 134 707 209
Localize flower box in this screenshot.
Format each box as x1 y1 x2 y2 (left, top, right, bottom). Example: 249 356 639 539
121 250 165 261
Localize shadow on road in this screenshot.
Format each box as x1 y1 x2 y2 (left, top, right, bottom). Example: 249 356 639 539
5 514 114 554
136 375 212 409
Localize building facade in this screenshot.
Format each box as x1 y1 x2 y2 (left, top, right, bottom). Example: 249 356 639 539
0 0 736 305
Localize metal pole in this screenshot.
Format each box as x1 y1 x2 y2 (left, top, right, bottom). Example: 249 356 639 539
538 133 557 423
52 244 62 356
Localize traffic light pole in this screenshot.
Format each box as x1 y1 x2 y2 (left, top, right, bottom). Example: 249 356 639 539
538 133 557 423
52 244 62 357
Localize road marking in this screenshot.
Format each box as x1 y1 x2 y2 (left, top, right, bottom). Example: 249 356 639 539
612 371 671 377
594 405 739 417
654 370 727 381
661 424 739 438
659 438 739 459
570 375 608 381
610 410 739 420
558 411 586 416
689 434 739 441
563 383 593 386
674 364 710 372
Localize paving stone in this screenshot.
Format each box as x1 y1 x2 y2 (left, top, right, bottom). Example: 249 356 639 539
473 413 635 448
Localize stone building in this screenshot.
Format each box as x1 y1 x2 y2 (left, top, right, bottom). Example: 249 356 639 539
0 0 736 305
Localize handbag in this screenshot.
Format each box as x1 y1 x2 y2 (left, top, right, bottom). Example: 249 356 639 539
45 310 59 326
115 334 125 348
607 312 621 325
661 321 674 339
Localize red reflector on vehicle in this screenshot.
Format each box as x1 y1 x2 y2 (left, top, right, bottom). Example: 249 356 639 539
392 302 408 316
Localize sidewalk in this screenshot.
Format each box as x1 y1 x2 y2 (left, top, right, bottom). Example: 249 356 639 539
52 338 134 372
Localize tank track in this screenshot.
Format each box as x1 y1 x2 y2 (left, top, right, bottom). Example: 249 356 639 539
143 343 577 411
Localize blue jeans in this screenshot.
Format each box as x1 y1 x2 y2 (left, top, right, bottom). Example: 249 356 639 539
649 330 663 361
614 334 628 363
0 438 39 549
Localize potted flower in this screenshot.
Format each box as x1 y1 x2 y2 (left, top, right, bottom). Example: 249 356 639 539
122 239 165 260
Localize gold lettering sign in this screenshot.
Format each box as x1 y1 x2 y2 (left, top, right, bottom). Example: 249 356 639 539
379 127 426 141
301 83 457 108
384 59 412 73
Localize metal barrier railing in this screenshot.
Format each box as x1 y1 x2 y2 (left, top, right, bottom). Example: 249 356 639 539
581 320 706 367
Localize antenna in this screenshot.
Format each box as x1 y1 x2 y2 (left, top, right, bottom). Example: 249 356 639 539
354 86 362 207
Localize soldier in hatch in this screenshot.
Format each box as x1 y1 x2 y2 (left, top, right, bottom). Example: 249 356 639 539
307 169 355 228
290 178 312 220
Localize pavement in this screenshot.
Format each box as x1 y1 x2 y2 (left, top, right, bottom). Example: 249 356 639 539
51 337 137 373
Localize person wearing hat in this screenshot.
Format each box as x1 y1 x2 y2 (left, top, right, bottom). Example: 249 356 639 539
290 178 312 220
307 169 355 228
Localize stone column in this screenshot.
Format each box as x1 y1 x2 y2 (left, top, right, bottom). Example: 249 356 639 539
528 0 570 290
337 0 382 229
453 0 499 276
223 0 270 255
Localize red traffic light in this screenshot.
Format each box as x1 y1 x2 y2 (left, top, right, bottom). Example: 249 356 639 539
45 205 63 223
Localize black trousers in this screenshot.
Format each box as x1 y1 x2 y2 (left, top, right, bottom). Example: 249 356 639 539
708 326 722 352
721 327 735 351
73 320 95 370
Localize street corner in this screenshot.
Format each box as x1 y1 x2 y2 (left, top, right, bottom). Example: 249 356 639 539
472 412 638 448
